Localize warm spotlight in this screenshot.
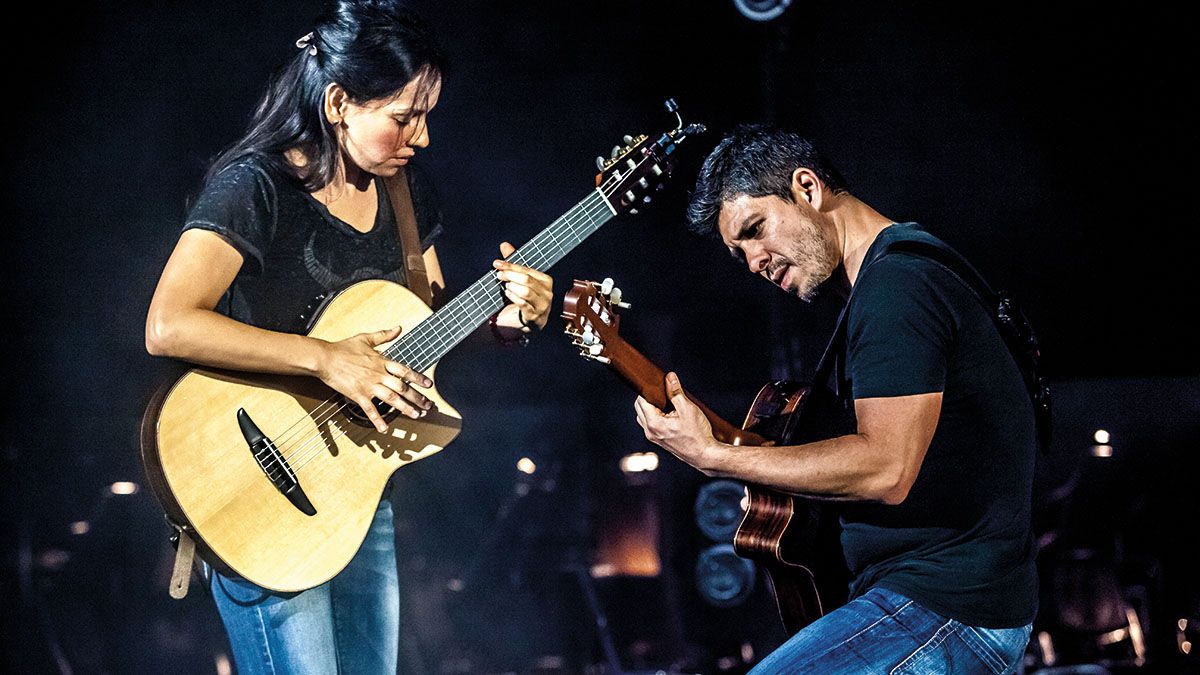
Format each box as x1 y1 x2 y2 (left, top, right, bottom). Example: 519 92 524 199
110 481 139 495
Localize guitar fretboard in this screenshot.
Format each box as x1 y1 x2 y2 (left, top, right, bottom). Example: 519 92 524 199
384 190 615 370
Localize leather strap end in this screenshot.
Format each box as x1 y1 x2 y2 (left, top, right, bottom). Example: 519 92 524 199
169 531 196 599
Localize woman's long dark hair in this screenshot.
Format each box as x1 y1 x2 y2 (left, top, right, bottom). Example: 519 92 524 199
204 0 446 192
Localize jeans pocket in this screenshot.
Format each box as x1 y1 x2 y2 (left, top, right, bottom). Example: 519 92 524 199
960 624 1032 674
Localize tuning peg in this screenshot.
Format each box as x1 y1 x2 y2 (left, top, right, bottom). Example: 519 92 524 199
587 343 604 357
611 145 621 159
583 353 612 365
642 196 652 204
623 134 634 145
595 155 606 170
600 278 614 295
609 287 630 310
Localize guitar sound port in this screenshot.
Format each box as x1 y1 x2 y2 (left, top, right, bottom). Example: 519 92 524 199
341 396 404 429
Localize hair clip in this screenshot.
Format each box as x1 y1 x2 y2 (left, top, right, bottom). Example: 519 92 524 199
295 31 318 56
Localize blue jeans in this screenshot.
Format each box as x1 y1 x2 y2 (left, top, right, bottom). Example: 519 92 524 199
209 500 400 674
749 587 1032 674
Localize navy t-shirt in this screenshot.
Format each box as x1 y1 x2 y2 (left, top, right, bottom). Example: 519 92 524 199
838 223 1038 628
182 155 442 334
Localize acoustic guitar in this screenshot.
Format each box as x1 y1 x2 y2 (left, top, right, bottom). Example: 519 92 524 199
140 109 705 593
562 278 849 634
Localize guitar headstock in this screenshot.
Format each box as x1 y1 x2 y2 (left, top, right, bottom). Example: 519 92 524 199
595 99 705 216
561 278 631 364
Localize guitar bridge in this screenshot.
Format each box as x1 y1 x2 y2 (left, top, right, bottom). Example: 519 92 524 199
237 408 317 516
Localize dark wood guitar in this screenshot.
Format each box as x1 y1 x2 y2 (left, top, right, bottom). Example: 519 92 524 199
562 278 849 634
139 111 705 593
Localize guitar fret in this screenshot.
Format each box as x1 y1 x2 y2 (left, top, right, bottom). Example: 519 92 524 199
385 192 613 371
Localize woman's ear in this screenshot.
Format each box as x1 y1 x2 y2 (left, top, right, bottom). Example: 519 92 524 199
323 83 348 125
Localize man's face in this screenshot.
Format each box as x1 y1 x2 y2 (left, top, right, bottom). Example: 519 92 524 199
717 192 841 302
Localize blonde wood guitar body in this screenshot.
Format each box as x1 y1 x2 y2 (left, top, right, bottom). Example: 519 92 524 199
141 280 462 592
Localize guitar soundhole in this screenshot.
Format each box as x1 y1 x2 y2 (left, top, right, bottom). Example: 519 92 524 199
341 397 403 429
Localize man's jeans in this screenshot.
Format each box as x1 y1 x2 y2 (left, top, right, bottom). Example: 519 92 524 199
750 586 1032 674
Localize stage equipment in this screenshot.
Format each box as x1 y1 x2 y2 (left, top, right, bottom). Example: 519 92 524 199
732 0 791 22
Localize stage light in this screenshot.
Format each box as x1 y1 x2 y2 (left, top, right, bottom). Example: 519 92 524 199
694 543 755 608
1094 429 1111 444
732 0 792 22
694 479 747 543
590 563 618 578
517 457 536 474
619 452 659 473
69 521 90 535
109 481 139 495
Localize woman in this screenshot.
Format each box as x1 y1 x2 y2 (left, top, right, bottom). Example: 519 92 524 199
144 1 552 672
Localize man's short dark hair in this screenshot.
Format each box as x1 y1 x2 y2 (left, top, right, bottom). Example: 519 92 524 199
687 124 848 236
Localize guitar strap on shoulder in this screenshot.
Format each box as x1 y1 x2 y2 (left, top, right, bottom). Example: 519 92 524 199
383 167 434 308
813 235 1053 454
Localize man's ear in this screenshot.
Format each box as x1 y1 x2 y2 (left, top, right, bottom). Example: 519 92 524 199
791 167 822 208
323 83 348 125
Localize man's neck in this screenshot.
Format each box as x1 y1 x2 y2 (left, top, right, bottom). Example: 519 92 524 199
830 195 894 286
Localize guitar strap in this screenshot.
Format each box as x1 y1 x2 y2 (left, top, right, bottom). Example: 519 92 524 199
383 167 435 308
169 530 196 599
802 234 1052 453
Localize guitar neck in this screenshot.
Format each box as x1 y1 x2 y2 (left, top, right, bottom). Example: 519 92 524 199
603 339 766 447
383 190 616 371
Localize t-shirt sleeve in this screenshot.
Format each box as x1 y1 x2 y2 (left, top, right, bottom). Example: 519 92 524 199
847 254 958 399
182 161 278 273
406 161 444 251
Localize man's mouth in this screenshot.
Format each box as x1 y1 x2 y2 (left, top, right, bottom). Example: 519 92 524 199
769 263 788 286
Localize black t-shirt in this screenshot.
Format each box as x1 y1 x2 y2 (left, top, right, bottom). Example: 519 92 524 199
182 155 442 334
838 223 1038 628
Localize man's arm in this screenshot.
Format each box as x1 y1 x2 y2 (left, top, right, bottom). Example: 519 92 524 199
635 372 941 505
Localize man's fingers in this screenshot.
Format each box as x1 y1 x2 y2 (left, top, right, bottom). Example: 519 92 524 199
499 241 516 259
666 372 689 407
634 396 652 432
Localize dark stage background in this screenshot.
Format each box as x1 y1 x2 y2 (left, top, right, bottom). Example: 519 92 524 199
4 1 1198 673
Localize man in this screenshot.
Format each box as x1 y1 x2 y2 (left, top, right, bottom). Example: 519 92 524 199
634 125 1037 673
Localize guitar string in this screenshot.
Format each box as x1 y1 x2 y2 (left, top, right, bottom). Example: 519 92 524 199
259 153 653 481
261 177 623 461
268 150 646 467
267 190 615 470
282 195 618 475
263 167 631 459
282 197 618 476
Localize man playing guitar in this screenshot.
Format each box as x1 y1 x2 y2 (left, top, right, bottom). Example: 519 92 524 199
634 125 1038 673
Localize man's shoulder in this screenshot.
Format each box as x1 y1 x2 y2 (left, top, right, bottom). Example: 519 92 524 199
863 224 968 283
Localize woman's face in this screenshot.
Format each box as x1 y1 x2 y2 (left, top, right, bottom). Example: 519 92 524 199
336 71 442 177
